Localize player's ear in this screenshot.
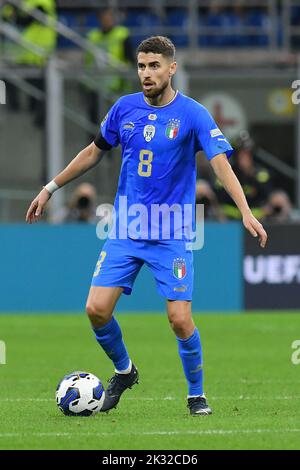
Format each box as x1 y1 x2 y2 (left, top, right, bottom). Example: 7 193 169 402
169 61 177 77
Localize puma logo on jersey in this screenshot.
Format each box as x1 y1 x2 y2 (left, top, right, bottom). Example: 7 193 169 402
123 122 135 130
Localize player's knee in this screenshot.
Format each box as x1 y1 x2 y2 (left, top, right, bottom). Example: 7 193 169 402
168 312 190 336
168 304 193 337
86 300 111 326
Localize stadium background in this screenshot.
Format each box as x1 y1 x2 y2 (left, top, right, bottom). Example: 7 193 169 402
0 0 300 451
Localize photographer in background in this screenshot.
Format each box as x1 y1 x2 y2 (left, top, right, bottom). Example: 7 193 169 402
263 190 294 224
53 183 97 224
215 140 272 220
196 179 224 221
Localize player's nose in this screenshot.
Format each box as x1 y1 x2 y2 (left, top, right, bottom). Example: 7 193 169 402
143 72 151 80
143 66 151 77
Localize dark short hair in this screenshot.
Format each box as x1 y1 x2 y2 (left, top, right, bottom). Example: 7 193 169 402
136 36 176 61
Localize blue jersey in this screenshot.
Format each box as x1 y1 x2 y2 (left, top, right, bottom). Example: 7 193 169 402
101 91 233 240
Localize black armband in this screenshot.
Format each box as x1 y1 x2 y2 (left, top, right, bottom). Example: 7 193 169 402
94 131 112 151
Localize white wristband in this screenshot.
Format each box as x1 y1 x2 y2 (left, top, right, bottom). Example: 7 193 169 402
44 180 59 194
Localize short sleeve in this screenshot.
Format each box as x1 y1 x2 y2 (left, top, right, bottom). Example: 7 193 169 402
100 100 121 147
193 104 233 160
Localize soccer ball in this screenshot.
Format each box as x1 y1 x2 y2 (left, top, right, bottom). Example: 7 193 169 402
56 371 105 416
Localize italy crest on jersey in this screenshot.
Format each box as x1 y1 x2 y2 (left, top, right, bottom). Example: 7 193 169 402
143 124 156 142
173 258 186 280
166 119 180 139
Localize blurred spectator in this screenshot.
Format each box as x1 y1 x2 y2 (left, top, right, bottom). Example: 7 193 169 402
53 183 97 223
204 1 247 47
196 179 224 221
85 7 134 128
205 1 230 47
197 151 216 186
231 2 248 47
123 7 161 48
165 7 189 47
199 1 271 48
1 0 57 126
245 6 270 47
215 140 272 220
263 190 294 223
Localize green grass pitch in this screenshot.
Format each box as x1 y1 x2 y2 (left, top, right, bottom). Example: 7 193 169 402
0 312 299 450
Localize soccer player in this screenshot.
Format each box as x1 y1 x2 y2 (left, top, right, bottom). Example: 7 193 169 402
26 36 267 416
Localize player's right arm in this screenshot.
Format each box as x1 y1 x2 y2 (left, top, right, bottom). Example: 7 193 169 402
26 142 104 224
26 97 120 224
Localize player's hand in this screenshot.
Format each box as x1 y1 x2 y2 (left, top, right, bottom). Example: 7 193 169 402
26 188 51 224
242 212 268 248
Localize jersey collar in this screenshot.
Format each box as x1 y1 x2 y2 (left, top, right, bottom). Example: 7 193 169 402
143 90 179 108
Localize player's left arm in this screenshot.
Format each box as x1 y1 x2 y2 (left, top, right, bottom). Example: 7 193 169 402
210 153 268 248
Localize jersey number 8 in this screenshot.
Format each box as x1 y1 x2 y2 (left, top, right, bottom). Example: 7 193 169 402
138 150 153 177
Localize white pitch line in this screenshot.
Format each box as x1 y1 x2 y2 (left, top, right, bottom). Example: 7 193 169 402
126 396 300 401
1 395 300 402
0 398 53 402
0 429 300 439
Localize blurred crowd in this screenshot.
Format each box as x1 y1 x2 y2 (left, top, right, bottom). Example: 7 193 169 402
2 1 298 61
59 136 298 225
50 2 300 49
196 136 298 224
1 2 134 127
123 3 272 48
1 1 298 223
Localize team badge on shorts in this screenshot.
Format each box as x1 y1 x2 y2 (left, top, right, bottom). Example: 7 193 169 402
173 258 186 280
143 124 156 142
166 119 180 139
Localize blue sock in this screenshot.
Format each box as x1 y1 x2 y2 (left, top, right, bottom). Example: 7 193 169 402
177 328 203 396
93 317 130 372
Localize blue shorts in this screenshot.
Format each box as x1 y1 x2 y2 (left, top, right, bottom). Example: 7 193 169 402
91 237 193 301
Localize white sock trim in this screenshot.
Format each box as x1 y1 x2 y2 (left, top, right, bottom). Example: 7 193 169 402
187 394 206 399
115 359 132 375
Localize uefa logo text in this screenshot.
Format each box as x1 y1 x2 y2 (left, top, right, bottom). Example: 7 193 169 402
291 340 300 365
0 341 6 365
96 197 205 251
0 80 6 105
